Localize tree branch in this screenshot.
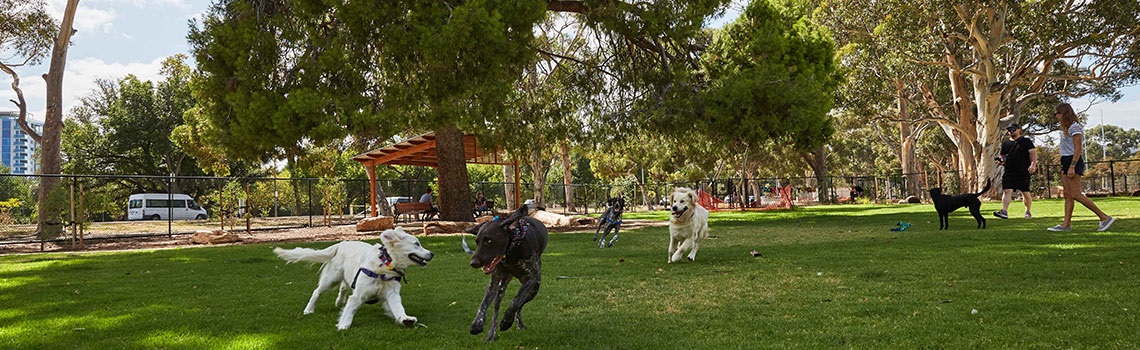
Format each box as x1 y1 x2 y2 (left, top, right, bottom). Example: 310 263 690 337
0 62 43 143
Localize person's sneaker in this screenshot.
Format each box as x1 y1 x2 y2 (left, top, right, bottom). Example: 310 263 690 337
993 210 1009 219
1024 212 1032 219
1098 216 1116 232
1047 224 1072 232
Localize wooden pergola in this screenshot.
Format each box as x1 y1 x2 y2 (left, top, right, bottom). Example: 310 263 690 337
351 132 521 217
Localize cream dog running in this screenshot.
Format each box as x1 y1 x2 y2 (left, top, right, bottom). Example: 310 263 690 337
668 187 710 263
274 227 433 330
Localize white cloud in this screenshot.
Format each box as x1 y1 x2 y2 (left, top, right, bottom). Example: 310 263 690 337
42 0 119 35
0 56 167 123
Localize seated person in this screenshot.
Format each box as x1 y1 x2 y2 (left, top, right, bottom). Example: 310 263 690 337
419 190 438 220
473 192 490 216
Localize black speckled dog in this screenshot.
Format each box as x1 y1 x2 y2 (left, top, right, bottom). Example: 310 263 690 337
594 196 625 248
929 179 991 230
465 206 548 342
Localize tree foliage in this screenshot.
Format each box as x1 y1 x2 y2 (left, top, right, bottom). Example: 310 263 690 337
700 0 839 151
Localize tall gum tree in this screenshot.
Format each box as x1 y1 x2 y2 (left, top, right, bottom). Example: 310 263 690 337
0 0 79 237
820 0 1140 190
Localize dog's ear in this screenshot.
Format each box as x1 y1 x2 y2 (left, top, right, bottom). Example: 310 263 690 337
380 228 401 246
499 205 528 225
465 221 486 235
687 190 697 205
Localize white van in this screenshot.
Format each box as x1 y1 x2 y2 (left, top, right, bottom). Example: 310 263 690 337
127 193 209 220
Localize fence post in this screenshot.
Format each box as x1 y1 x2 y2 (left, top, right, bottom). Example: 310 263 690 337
167 174 173 238
1109 160 1116 196
308 179 313 227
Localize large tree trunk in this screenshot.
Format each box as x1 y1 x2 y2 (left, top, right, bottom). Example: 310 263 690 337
435 124 472 221
36 0 80 239
800 145 829 203
560 141 575 212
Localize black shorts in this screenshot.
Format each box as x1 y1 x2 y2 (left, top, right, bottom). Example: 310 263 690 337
1001 173 1031 192
1060 156 1085 176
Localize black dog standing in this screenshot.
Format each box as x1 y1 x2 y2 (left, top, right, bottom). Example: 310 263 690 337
594 196 625 248
929 180 992 230
465 206 548 342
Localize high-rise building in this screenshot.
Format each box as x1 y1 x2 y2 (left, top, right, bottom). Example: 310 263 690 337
0 111 42 175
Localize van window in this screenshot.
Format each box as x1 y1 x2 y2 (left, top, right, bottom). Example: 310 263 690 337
188 200 201 210
146 199 169 208
129 199 143 209
171 200 187 208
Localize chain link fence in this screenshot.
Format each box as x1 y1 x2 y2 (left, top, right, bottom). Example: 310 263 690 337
3 161 1138 249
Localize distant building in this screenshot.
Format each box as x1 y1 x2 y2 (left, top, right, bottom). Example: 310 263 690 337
0 111 42 175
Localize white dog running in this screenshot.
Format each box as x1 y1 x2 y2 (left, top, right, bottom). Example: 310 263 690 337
273 227 433 330
668 187 710 263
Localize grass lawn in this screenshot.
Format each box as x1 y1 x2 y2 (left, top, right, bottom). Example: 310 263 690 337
2 197 1137 349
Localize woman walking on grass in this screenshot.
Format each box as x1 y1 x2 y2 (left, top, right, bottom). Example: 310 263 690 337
1047 103 1115 232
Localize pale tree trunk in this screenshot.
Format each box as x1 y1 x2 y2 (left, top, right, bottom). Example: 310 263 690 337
530 149 549 208
949 69 979 192
892 79 922 197
37 0 80 239
503 164 518 210
560 141 575 212
435 124 472 221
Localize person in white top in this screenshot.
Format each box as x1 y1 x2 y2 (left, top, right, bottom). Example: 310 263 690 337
1047 103 1115 232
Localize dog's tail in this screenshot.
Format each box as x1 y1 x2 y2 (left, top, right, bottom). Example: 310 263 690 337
973 179 992 197
274 243 339 264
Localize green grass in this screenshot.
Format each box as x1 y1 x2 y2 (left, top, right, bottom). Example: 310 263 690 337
2 198 1138 349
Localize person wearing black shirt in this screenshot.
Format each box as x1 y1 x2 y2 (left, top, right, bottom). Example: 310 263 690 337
993 124 1037 219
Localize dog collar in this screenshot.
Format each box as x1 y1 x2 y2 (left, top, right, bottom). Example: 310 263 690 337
378 246 395 271
505 220 529 255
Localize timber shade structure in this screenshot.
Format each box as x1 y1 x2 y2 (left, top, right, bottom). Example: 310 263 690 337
351 132 521 217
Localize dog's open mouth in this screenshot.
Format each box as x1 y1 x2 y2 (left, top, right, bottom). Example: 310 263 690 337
481 256 503 274
408 253 432 266
672 207 688 218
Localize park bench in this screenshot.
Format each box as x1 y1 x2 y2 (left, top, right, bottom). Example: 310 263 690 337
395 202 434 222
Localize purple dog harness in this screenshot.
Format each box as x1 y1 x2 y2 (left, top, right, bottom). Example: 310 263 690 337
351 245 405 289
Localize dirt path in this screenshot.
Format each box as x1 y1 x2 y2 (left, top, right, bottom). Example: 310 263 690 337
0 219 668 255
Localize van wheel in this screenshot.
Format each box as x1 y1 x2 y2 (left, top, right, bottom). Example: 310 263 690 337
196 214 207 220
149 214 161 220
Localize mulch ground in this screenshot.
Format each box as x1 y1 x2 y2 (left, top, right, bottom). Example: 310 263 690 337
0 219 668 255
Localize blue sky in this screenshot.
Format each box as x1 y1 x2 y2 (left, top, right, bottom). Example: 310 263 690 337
3 0 1138 132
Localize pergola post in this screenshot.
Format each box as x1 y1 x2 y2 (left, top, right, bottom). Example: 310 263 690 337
366 163 377 217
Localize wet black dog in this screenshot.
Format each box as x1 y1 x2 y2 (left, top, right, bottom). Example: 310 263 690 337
594 196 625 248
464 206 548 342
929 180 991 230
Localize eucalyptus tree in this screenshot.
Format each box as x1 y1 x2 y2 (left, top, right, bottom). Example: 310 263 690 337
819 0 1140 189
0 0 80 237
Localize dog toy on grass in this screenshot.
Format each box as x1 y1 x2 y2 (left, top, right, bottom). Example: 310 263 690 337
890 221 912 232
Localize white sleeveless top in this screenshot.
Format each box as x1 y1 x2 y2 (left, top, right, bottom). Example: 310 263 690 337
1059 123 1083 157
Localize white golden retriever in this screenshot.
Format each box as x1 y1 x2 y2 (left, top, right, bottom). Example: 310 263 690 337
668 187 710 263
273 227 433 330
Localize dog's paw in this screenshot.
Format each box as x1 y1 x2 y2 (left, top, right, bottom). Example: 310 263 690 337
499 318 515 331
687 257 694 261
303 309 315 315
336 322 351 331
470 322 484 335
401 317 417 327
